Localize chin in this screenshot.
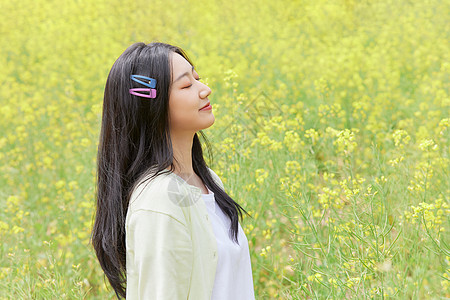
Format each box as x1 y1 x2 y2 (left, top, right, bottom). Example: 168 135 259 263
201 115 215 130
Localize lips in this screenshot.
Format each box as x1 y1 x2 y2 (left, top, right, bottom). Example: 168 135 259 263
200 101 210 110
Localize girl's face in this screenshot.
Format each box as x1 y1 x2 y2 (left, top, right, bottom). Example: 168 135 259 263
168 52 214 133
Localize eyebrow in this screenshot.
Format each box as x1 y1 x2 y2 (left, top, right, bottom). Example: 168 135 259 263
174 65 195 83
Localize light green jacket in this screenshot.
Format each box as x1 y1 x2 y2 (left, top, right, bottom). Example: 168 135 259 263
125 167 224 299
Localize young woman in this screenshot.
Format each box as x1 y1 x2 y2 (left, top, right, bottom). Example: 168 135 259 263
91 42 255 299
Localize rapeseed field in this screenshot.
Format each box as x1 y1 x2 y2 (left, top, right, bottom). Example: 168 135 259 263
0 0 448 298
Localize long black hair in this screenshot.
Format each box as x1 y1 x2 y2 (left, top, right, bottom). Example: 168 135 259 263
91 42 251 298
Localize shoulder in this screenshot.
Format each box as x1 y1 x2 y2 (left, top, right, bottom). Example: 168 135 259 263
127 167 224 222
127 171 185 221
206 166 225 190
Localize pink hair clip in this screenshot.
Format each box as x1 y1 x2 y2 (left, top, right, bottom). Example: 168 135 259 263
129 88 157 98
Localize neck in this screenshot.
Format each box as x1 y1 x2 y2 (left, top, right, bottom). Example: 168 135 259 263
169 130 195 177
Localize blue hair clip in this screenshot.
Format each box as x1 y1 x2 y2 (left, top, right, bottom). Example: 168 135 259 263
131 74 157 88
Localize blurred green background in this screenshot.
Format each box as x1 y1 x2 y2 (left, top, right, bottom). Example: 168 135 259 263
0 0 449 298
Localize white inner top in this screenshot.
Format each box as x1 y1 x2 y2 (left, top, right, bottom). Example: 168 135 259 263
201 187 255 300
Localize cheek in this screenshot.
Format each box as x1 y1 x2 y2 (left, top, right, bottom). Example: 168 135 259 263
169 93 199 128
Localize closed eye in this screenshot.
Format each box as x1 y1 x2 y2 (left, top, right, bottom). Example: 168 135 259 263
182 77 202 89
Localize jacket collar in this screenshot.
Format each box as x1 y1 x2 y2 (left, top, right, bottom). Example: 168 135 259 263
165 170 203 197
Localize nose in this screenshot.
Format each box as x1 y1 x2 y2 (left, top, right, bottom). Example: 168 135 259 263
200 83 212 99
